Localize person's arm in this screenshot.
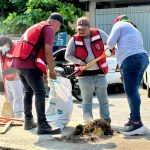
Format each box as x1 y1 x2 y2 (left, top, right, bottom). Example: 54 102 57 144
44 44 56 79
98 29 116 55
43 26 56 79
107 22 121 50
65 37 85 65
98 29 108 45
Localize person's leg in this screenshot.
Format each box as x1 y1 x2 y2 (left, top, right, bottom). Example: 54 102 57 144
78 76 95 121
11 79 24 118
95 75 111 123
19 71 34 119
122 53 149 135
18 68 60 134
18 71 36 130
18 69 46 121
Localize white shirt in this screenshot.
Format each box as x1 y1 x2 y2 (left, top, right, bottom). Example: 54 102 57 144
107 21 147 67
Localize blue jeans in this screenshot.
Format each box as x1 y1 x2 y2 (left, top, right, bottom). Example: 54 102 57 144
121 53 149 122
78 75 111 120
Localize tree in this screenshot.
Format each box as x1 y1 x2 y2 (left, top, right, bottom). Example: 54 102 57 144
0 0 84 35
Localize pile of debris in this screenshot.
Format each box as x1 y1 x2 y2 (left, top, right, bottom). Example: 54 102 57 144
54 119 114 143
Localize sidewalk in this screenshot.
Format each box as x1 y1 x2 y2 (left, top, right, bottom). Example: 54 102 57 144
0 89 150 150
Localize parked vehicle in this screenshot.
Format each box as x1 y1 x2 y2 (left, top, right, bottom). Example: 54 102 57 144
62 63 82 101
54 48 82 101
106 57 123 92
142 58 150 97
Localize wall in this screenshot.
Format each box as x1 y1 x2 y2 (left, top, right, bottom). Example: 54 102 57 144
96 5 150 51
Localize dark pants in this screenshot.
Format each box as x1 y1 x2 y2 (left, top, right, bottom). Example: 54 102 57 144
122 53 149 122
18 68 46 123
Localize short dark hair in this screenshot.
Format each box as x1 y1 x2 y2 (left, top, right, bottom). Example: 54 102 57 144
49 12 65 27
0 35 12 47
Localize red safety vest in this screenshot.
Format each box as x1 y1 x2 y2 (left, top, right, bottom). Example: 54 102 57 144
1 44 16 81
13 21 51 75
73 28 108 75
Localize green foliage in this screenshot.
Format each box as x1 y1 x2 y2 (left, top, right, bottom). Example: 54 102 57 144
0 0 84 35
0 0 9 10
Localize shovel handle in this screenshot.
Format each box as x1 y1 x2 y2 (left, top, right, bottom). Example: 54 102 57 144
67 69 80 79
67 51 108 78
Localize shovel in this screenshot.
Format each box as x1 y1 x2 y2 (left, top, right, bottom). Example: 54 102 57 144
67 48 112 78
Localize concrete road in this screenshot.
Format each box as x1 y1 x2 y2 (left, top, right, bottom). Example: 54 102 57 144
0 88 150 150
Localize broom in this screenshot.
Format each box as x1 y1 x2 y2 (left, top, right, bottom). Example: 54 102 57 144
1 73 14 118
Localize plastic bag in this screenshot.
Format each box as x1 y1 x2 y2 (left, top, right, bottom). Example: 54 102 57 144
46 77 73 130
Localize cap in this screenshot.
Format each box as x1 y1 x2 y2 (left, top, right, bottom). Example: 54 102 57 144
49 12 65 27
113 15 129 24
76 17 90 29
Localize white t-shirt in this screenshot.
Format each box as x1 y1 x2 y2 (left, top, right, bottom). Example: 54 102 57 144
107 21 147 67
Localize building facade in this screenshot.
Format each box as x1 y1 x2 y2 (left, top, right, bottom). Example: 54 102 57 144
80 0 150 51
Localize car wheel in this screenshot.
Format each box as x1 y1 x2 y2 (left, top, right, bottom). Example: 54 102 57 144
72 80 82 101
147 85 150 98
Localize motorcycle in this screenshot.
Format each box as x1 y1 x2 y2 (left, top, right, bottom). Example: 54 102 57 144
62 64 82 101
53 48 82 101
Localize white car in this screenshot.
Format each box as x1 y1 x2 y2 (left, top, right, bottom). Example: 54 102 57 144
106 57 123 87
106 57 124 93
143 59 150 97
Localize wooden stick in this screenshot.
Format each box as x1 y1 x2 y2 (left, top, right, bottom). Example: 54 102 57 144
67 52 107 78
0 120 13 134
80 53 107 71
0 116 24 122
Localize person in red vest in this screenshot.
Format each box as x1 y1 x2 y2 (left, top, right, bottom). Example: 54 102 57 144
0 36 24 118
65 17 111 123
12 12 65 135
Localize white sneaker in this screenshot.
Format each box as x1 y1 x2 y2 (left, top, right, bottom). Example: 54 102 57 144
123 123 148 136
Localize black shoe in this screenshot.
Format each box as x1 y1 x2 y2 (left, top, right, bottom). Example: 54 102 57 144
123 121 147 136
124 118 132 129
104 119 111 124
24 118 37 130
37 121 61 135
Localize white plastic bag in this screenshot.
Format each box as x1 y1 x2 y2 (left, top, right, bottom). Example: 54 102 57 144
46 77 73 130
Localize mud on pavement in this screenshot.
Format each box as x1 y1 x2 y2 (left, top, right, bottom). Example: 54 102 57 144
54 119 115 143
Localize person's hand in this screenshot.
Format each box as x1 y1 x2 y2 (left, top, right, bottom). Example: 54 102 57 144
80 60 86 66
49 71 57 80
43 74 48 83
120 69 123 81
110 47 115 55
